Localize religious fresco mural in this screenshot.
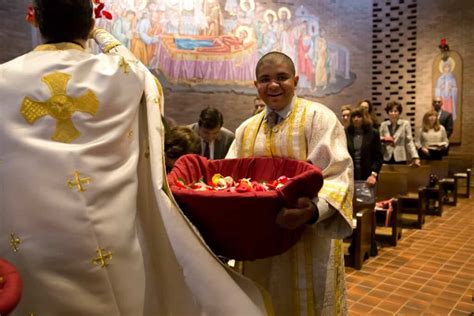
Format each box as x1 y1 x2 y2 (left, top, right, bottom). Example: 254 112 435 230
95 0 356 96
432 51 462 144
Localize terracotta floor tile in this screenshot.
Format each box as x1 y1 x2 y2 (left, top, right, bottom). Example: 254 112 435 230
367 307 393 315
398 304 425 315
385 293 408 305
350 302 373 313
414 292 435 302
448 310 470 316
427 303 455 314
453 301 474 313
431 296 458 309
367 289 391 299
347 291 365 302
359 295 382 307
408 275 429 285
438 290 465 302
444 284 468 294
394 287 418 299
346 198 474 315
404 298 431 311
376 300 403 313
376 282 398 293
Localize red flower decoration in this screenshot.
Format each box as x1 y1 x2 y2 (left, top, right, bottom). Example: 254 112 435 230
25 5 35 25
440 38 447 46
93 0 113 20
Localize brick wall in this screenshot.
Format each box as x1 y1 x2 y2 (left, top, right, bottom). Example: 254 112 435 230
0 0 32 64
415 0 474 156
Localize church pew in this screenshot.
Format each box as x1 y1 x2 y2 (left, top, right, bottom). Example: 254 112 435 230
422 159 455 208
374 170 408 246
344 184 376 270
381 165 432 229
446 154 472 198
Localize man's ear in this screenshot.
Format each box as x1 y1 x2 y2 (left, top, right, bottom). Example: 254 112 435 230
294 75 299 88
254 80 258 89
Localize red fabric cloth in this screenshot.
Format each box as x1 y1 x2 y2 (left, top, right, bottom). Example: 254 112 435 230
0 258 22 315
167 154 323 260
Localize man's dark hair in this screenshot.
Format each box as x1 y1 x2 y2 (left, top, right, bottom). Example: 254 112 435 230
198 107 224 130
255 52 296 79
34 0 93 43
385 101 403 114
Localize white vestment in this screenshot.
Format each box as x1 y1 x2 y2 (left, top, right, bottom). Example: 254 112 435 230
0 32 268 315
226 97 353 315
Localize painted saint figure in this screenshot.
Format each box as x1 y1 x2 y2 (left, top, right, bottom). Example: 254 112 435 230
435 59 458 120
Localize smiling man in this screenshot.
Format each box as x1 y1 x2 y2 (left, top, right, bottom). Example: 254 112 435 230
226 52 354 315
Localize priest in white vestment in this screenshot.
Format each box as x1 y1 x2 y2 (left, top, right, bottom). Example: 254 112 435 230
0 1 269 314
226 52 353 315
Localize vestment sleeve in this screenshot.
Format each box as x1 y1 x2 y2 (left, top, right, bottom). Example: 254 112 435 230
305 107 353 239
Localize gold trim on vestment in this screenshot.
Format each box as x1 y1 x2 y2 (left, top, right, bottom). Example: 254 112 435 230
334 239 342 315
33 42 85 52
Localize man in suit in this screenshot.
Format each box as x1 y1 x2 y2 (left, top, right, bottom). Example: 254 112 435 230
432 97 453 138
189 107 235 159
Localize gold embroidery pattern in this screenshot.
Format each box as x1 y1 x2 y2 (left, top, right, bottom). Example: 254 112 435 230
10 233 21 252
319 183 353 221
127 129 134 139
119 57 130 74
92 247 113 268
67 171 92 192
20 72 99 143
241 113 264 158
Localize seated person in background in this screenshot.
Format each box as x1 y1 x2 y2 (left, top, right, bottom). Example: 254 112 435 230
253 95 266 115
379 101 420 166
432 97 453 138
189 107 235 159
415 110 449 160
340 104 352 129
358 99 379 128
345 106 383 186
165 126 202 172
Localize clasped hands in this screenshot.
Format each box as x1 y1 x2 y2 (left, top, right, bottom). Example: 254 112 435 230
276 197 317 230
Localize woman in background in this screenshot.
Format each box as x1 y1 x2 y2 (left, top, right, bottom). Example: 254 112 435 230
346 106 383 186
415 110 449 160
358 99 379 128
379 101 420 166
340 104 352 129
165 126 202 172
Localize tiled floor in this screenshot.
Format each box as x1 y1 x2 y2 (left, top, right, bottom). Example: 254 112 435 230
345 195 474 315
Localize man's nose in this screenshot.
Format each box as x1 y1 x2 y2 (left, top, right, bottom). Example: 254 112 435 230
268 80 280 88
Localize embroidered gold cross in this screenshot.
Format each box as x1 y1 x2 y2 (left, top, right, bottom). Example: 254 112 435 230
67 171 91 192
119 57 130 74
92 247 113 268
127 129 133 139
21 72 99 143
10 233 21 252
